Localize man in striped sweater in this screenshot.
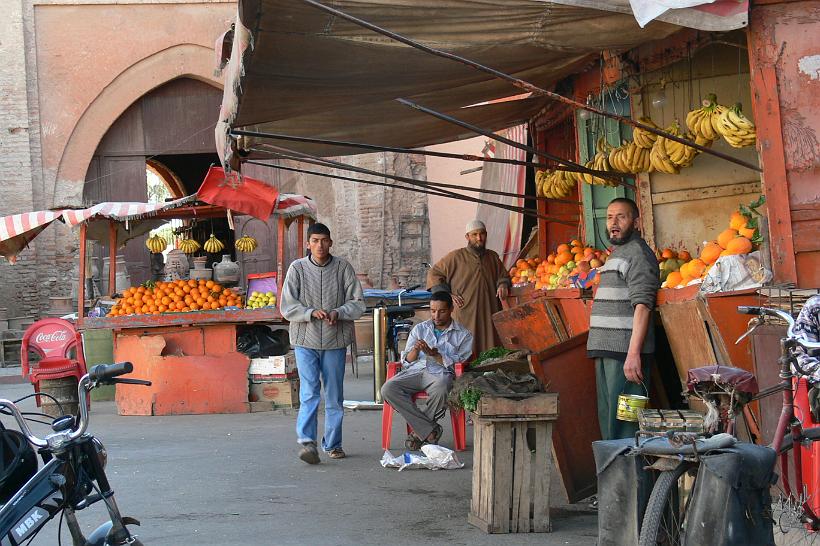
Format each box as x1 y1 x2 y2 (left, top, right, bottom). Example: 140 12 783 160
280 223 365 464
587 198 660 440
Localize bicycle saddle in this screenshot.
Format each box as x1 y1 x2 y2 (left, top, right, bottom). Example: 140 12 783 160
686 365 759 396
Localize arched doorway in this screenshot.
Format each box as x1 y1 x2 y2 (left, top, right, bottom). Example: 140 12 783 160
83 78 222 286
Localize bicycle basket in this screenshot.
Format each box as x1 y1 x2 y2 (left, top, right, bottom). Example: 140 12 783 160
0 428 38 503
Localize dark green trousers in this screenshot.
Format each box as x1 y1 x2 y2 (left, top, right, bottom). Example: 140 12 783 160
595 356 651 441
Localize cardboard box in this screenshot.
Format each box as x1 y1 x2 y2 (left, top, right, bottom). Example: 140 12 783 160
248 351 296 375
248 378 299 408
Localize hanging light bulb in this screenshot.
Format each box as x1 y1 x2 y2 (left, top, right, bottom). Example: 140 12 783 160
651 79 668 110
578 94 593 120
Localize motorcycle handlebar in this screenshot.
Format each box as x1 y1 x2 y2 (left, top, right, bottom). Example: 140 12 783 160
89 362 133 382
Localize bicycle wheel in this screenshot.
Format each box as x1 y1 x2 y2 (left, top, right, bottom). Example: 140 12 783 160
639 462 697 546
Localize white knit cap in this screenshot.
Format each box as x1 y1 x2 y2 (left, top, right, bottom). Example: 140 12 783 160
465 219 486 234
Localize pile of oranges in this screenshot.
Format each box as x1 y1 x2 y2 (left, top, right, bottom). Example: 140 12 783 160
107 279 244 317
509 240 607 290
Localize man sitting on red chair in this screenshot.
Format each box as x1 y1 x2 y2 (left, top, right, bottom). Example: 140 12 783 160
381 291 473 450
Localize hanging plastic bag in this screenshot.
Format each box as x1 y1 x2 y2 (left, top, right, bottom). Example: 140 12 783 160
700 251 772 294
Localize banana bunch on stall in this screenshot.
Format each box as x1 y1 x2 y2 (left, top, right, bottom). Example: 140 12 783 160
685 94 723 143
536 169 575 198
632 117 660 149
608 141 652 174
203 234 225 253
714 103 757 148
145 234 168 254
235 235 258 253
179 238 201 254
579 138 618 187
650 121 700 174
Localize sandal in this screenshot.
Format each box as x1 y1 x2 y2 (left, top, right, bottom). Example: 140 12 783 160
424 424 443 446
328 447 346 459
404 433 424 451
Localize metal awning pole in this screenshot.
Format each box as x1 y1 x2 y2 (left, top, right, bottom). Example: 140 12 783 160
396 98 637 187
245 160 580 225
232 128 580 173
249 147 582 205
78 223 87 321
296 0 762 173
108 221 117 296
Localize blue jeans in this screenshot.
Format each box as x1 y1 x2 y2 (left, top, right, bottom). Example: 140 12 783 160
295 347 347 451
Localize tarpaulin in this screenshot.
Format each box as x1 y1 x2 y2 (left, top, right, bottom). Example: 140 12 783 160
197 166 278 220
216 0 686 163
475 125 528 269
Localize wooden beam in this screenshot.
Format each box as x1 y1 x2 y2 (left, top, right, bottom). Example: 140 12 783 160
108 221 117 296
747 21 797 285
78 223 87 320
651 181 762 205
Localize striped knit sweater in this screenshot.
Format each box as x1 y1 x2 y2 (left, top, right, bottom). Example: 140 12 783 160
280 255 365 350
587 232 660 358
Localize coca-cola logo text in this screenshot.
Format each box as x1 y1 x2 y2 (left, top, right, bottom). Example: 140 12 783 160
35 330 69 344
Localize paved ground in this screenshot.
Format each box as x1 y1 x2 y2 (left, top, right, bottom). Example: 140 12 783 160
1 362 599 545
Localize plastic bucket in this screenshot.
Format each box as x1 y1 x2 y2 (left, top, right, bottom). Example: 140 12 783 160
616 383 649 422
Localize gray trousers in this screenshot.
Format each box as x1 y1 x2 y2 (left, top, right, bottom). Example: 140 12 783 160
381 369 454 440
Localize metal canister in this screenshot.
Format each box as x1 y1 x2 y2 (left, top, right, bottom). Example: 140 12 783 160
616 394 649 422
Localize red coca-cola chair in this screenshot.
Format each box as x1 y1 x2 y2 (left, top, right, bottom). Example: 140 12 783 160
21 318 88 407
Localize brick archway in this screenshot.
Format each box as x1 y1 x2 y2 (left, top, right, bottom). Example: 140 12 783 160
53 43 223 206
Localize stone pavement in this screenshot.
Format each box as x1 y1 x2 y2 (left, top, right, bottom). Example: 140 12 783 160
0 361 599 545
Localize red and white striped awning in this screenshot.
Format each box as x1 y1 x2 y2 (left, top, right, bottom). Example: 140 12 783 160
0 210 65 264
0 193 317 263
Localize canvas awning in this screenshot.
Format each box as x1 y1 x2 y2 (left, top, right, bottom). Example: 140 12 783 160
216 0 747 163
0 194 318 262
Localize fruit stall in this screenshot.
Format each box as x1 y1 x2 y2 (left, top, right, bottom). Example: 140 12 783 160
74 188 315 416
0 168 317 416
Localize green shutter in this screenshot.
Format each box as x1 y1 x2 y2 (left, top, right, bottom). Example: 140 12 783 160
577 86 635 249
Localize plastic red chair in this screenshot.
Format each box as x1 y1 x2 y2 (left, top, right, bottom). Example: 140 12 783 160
21 318 88 407
381 362 467 451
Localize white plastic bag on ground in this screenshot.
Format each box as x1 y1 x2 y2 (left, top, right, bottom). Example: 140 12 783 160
700 251 772 294
380 445 464 471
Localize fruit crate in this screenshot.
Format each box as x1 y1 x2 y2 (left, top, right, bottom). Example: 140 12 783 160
247 272 277 296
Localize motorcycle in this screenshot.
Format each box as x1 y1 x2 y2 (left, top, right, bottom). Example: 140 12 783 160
0 362 150 545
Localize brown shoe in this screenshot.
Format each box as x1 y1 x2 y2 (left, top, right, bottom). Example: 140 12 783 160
328 447 346 459
298 442 320 464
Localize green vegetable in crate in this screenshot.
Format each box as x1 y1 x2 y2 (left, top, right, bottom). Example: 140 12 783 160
471 346 514 367
459 387 483 413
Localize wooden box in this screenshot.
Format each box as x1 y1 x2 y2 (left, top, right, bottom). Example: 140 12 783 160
248 378 300 408
468 414 557 534
474 393 558 419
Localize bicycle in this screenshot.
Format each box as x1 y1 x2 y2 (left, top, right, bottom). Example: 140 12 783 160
637 304 820 545
0 362 151 545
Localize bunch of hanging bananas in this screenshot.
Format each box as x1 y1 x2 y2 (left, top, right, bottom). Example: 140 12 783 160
650 121 700 174
145 234 168 254
203 234 225 254
235 235 258 253
608 141 652 174
714 103 756 148
685 93 723 142
577 138 619 187
536 169 575 199
179 238 201 254
632 117 660 149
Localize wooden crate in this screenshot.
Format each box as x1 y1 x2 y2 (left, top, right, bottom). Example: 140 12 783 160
474 393 558 419
468 415 556 533
248 378 300 408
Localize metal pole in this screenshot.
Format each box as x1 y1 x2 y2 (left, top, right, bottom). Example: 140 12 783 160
297 0 763 173
247 147 581 225
244 159 580 225
248 147 582 205
373 307 387 403
232 128 588 174
396 98 633 187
